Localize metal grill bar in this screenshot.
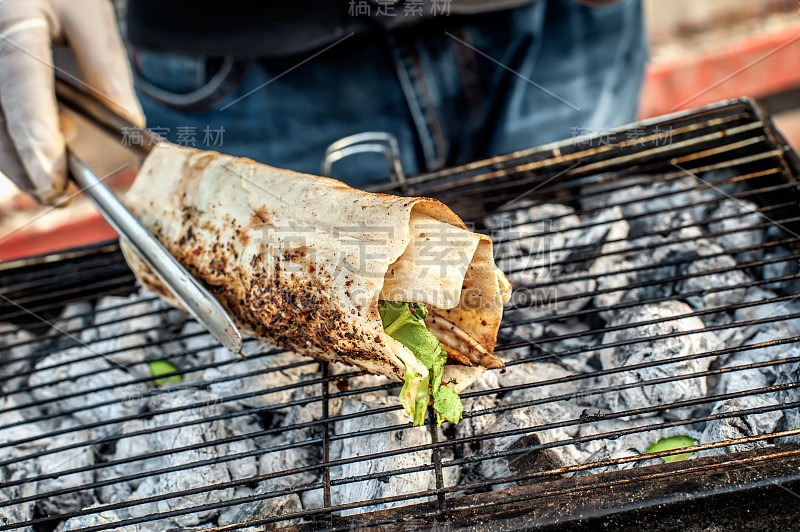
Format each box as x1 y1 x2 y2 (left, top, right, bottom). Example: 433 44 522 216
9 408 799 532
3 299 798 461
406 116 764 197
3 382 798 532
443 143 784 216
2 289 799 449
458 153 783 219
492 176 790 246
2 352 796 504
307 442 800 532
5 279 796 437
2 334 797 499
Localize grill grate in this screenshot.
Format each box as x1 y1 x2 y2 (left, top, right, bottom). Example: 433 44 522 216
2 99 800 531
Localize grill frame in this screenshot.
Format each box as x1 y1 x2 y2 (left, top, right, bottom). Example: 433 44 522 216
2 97 800 530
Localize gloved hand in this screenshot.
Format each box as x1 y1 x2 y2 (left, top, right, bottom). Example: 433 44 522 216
0 0 144 205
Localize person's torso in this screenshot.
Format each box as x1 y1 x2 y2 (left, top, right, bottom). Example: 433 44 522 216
126 0 535 57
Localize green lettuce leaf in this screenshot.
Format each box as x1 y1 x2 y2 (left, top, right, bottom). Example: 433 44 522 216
433 385 463 425
646 435 698 463
413 376 431 427
148 359 182 387
399 364 421 419
430 349 446 397
380 301 463 426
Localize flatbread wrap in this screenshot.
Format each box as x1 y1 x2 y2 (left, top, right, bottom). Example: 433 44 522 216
122 144 511 425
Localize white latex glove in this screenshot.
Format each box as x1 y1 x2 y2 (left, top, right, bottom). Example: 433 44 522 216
0 0 144 205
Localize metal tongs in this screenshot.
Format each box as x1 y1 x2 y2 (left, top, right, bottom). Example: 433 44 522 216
56 77 243 353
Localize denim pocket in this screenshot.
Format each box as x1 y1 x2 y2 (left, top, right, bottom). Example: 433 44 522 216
133 50 237 111
135 51 207 94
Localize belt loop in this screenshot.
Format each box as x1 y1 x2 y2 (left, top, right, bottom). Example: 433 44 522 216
450 25 489 161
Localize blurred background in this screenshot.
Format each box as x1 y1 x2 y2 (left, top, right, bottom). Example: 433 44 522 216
0 0 798 261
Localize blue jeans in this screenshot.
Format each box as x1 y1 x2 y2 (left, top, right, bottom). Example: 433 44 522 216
133 0 646 187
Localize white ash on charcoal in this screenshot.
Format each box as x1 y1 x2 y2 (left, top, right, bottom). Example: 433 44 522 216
492 206 628 352
484 204 580 278
330 393 456 516
0 323 39 392
501 322 545 357
36 417 95 517
714 353 773 397
226 417 261 482
164 320 234 386
95 419 152 505
257 375 323 494
44 302 94 360
496 362 590 442
774 361 800 444
716 287 800 348
80 294 182 373
50 301 94 338
217 486 256 527
583 207 633 310
697 395 783 457
501 272 596 353
0 392 51 457
738 287 800 337
0 458 38 532
121 389 239 528
677 238 751 315
580 176 755 312
55 508 139 532
713 291 800 396
477 407 563 489
449 372 501 491
590 242 676 314
453 371 500 442
143 378 308 525
326 366 389 416
534 319 601 373
485 203 580 251
590 229 701 314
225 487 304 531
199 327 320 408
576 416 702 473
179 319 223 356
719 329 800 393
27 345 149 434
510 318 602 373
596 301 720 417
762 247 800 295
578 175 653 212
482 199 537 230
705 198 765 263
484 362 592 479
580 175 714 238
326 365 459 508
488 204 580 290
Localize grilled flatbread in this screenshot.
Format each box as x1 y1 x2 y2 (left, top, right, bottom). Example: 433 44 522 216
122 144 510 397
